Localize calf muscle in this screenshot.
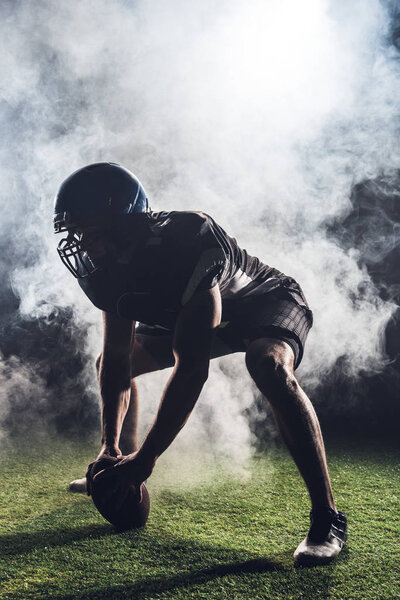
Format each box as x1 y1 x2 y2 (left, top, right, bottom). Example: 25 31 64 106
246 337 335 511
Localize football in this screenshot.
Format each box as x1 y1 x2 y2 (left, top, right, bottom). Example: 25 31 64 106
88 456 150 531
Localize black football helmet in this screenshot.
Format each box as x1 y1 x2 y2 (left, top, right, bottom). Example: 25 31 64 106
54 162 149 278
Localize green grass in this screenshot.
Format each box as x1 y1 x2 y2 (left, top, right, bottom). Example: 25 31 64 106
0 438 399 600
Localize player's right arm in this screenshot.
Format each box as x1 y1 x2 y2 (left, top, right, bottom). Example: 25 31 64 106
97 311 135 458
96 284 222 492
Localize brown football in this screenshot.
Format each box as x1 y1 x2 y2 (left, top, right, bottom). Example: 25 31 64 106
89 456 150 531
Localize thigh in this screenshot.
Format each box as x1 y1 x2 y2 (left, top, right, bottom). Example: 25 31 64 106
245 336 295 373
245 336 296 396
228 289 313 369
132 325 173 375
134 322 241 374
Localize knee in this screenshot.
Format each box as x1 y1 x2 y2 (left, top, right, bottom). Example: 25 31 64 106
246 341 297 401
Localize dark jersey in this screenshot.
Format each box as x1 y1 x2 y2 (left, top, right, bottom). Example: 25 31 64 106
78 211 293 329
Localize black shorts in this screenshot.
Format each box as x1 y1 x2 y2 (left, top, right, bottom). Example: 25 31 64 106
135 280 313 370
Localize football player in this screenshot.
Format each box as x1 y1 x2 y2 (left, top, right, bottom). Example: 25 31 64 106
54 162 347 565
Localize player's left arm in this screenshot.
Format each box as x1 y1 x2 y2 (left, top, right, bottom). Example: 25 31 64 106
111 284 222 484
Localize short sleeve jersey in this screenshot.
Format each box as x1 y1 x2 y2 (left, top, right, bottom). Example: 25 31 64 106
78 210 289 328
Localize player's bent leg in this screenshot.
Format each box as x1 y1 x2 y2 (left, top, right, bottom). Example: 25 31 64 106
118 379 139 455
245 337 346 564
119 338 164 454
130 336 165 377
69 353 104 493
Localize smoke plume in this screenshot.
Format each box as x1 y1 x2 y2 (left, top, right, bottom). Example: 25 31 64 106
1 0 399 456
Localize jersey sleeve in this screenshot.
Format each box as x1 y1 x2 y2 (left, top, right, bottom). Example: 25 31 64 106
180 213 226 305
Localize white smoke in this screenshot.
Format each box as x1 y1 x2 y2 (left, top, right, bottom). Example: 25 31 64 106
1 0 399 458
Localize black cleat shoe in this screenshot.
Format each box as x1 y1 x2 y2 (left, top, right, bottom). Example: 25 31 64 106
294 507 347 566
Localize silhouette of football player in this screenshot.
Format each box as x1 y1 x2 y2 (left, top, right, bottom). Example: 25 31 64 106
54 162 347 565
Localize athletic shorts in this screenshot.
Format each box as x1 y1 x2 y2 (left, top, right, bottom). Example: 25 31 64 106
135 279 313 370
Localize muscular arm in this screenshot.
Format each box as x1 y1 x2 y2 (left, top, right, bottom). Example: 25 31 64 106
118 285 222 481
98 311 135 457
142 285 221 460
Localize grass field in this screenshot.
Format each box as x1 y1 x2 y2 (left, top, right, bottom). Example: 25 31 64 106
0 437 399 600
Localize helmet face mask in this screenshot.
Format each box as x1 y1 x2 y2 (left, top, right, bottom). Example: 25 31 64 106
53 211 80 234
54 162 149 278
57 231 102 278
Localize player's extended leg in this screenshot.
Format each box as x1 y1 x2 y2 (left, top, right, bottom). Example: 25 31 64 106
245 337 347 564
